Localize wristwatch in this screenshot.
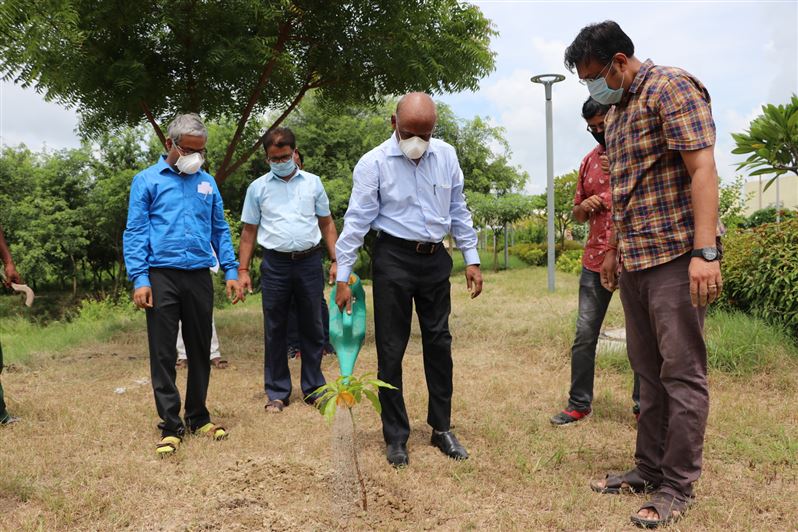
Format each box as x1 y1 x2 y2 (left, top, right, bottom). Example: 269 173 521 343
691 247 720 262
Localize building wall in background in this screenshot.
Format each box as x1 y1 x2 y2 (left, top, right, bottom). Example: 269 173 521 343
744 175 798 215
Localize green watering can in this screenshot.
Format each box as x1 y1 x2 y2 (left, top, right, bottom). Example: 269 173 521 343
328 274 367 379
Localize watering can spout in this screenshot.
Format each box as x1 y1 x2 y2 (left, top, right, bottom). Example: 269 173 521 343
329 274 367 379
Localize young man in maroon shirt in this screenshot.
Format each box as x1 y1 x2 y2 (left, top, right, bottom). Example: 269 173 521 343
550 97 640 426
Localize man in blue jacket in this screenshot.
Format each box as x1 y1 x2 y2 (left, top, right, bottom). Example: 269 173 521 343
124 113 243 457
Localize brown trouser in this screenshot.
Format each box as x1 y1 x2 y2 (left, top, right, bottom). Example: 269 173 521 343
620 253 708 498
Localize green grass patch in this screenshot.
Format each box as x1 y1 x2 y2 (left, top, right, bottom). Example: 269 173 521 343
0 299 140 365
597 309 798 376
706 309 798 374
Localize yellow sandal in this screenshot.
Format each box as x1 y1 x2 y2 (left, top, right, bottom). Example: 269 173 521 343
194 423 228 441
156 436 182 457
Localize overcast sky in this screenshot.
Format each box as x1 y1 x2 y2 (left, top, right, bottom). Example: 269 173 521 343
1 0 796 193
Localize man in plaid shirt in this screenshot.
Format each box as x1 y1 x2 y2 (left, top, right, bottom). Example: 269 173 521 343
565 21 722 529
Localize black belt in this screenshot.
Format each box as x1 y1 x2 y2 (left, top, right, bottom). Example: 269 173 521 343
378 232 443 255
264 243 322 260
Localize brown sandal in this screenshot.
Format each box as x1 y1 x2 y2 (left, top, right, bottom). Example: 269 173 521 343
265 399 286 413
630 491 692 528
590 468 660 494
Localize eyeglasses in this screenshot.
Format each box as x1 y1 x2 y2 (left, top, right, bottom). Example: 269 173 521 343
267 152 294 163
174 142 206 156
578 59 614 86
586 125 604 134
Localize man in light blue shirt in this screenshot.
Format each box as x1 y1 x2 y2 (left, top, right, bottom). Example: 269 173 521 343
238 127 339 413
124 113 242 457
335 93 483 467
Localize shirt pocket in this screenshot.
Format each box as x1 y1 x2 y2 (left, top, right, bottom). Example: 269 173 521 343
434 174 452 213
193 191 212 223
297 193 316 217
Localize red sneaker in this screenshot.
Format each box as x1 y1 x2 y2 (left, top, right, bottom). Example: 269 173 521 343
550 407 591 426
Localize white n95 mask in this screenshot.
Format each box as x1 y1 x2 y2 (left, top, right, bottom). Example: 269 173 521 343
176 152 204 174
399 136 429 159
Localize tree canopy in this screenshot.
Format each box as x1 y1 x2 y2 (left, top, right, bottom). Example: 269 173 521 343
732 94 798 190
0 0 496 181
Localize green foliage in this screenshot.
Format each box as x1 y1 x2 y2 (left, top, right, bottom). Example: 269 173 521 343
719 175 750 229
513 216 547 245
311 374 397 424
555 249 583 275
705 309 798 375
732 94 798 190
0 0 496 180
534 170 579 250
468 193 537 271
745 207 796 228
509 244 546 266
510 241 584 267
720 220 798 337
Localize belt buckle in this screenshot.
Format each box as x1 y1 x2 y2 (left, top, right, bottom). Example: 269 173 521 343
290 251 299 260
416 242 435 255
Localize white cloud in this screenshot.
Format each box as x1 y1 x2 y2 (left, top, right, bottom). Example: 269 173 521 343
0 81 79 151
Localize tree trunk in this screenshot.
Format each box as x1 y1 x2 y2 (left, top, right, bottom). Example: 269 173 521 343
492 231 499 272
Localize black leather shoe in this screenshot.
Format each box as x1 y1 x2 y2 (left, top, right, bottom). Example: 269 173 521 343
386 442 409 467
431 430 468 460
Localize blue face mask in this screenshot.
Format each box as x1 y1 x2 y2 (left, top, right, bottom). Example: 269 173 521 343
270 159 296 178
586 61 624 105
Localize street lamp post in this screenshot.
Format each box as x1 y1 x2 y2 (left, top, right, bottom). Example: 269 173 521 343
531 73 565 292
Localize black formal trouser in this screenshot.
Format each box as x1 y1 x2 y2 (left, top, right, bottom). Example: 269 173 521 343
373 235 454 445
146 268 213 437
261 249 326 402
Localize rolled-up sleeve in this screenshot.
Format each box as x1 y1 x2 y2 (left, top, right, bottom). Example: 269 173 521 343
449 165 480 266
123 174 152 289
209 179 239 281
335 156 381 282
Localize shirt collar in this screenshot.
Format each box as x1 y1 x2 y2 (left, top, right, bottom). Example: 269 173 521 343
267 169 304 182
621 58 654 104
387 132 437 158
156 155 176 175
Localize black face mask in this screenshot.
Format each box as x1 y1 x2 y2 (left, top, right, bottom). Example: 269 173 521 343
590 130 606 147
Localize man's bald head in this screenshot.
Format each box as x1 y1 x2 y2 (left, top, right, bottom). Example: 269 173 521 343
392 92 437 142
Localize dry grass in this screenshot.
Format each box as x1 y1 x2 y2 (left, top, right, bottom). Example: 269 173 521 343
0 267 796 531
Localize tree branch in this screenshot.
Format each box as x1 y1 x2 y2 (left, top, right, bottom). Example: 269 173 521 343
215 21 293 182
140 101 167 149
222 77 318 178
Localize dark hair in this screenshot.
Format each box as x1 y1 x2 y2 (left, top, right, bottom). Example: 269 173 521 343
564 20 635 72
294 148 304 165
263 127 296 151
581 97 611 120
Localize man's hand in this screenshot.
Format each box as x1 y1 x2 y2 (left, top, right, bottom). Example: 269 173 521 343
226 279 244 304
465 265 483 299
239 270 253 294
3 263 21 286
689 258 722 307
329 262 338 286
600 249 619 292
600 154 610 174
335 281 353 314
580 195 604 214
133 287 153 309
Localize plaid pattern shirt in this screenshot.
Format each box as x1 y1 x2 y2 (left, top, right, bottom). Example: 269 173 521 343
605 59 716 271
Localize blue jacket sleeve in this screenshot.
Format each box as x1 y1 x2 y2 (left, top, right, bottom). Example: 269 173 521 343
209 179 239 281
123 173 152 289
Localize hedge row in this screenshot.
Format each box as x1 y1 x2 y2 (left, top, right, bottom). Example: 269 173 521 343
721 219 798 338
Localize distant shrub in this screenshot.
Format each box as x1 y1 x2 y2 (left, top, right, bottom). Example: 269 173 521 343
556 249 583 275
721 219 798 337
509 243 546 266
